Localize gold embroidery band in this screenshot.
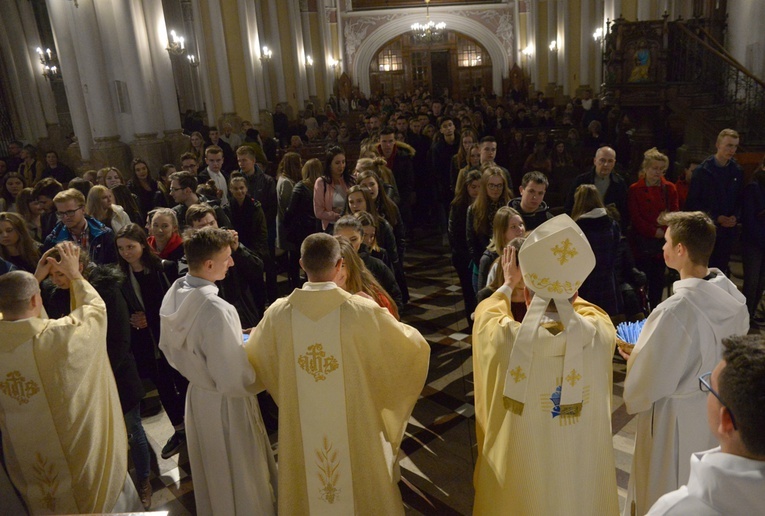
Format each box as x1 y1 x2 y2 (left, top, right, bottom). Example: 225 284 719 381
559 403 583 417
503 396 525 415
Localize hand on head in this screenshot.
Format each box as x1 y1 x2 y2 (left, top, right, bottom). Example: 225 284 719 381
50 242 84 281
501 245 522 289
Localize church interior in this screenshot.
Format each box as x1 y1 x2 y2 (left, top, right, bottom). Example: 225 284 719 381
2 0 765 514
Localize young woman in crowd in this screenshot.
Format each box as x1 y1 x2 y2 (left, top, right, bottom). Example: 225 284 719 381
226 175 269 261
86 185 132 233
102 167 127 189
476 207 525 292
188 131 206 167
627 147 679 309
276 152 303 288
114 223 188 469
344 186 402 277
128 158 160 218
111 183 144 224
36 243 153 509
572 184 622 316
552 140 575 168
147 207 184 263
314 146 354 233
334 235 400 320
449 168 482 328
19 145 44 185
0 211 40 272
450 128 479 193
0 172 25 212
354 157 399 204
284 158 322 269
14 187 44 241
522 143 552 177
467 166 512 292
155 164 177 208
477 236 528 321
454 143 482 194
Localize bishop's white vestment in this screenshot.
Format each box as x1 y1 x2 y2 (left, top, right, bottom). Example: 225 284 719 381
472 286 619 515
160 274 277 516
245 282 430 515
623 271 749 516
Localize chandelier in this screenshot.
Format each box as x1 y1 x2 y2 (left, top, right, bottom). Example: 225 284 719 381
36 47 61 81
411 0 446 43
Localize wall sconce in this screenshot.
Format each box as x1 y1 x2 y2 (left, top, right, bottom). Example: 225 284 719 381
261 46 273 62
549 40 558 52
328 57 340 68
521 45 534 57
36 47 62 81
166 30 185 55
187 54 199 67
593 28 604 42
306 55 314 67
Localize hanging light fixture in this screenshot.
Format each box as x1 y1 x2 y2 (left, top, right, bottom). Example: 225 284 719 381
36 47 62 81
411 0 446 44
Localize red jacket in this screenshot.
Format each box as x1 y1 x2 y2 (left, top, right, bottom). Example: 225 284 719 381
628 176 679 239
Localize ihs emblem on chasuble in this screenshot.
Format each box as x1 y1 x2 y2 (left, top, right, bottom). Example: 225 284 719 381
298 343 339 382
0 370 41 405
540 379 590 425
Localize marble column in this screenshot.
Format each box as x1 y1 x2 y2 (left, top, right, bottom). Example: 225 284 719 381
287 0 308 108
190 0 215 123
301 2 318 100
526 0 539 91
580 0 592 90
513 0 522 67
546 0 557 95
266 0 288 104
16 0 59 130
68 0 126 169
595 0 605 92
556 0 570 96
237 0 264 124
45 0 93 161
2 0 48 141
316 0 335 99
206 0 235 117
637 0 653 20
253 0 273 111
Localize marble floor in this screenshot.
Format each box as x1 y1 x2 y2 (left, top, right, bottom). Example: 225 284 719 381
137 229 745 515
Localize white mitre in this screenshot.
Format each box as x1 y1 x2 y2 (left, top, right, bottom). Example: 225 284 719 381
502 214 596 416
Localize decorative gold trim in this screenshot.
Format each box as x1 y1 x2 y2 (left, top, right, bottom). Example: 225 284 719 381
315 436 341 504
32 453 59 512
524 273 581 295
0 371 41 405
503 396 525 415
551 238 578 265
298 344 339 382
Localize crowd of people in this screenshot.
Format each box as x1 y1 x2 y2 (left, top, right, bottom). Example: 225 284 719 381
1 86 764 515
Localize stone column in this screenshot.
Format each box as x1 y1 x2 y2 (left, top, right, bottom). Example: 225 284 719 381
287 0 308 108
556 0 570 96
68 0 127 170
527 0 539 91
45 0 93 162
253 0 273 111
637 0 653 20
595 0 605 92
301 1 318 100
546 0 557 96
580 0 592 91
267 0 288 104
2 0 48 141
513 0 522 67
141 0 186 164
237 0 264 124
316 0 335 100
206 0 235 116
190 0 215 123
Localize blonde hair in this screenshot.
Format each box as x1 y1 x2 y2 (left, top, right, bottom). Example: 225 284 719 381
53 188 86 207
472 167 511 236
639 147 669 178
335 236 399 320
302 158 323 187
85 185 113 223
355 157 397 191
571 184 604 221
486 207 523 253
716 128 740 145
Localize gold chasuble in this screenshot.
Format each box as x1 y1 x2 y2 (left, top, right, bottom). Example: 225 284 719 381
247 282 430 516
0 279 128 514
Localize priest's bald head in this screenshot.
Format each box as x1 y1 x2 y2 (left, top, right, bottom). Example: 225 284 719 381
0 270 43 321
300 233 342 282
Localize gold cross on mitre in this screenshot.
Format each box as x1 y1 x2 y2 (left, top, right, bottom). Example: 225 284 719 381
551 238 578 265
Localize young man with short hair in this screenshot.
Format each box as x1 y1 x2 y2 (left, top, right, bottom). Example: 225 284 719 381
245 233 429 515
685 128 743 275
198 145 230 207
621 211 750 516
648 334 765 515
428 116 460 227
378 126 414 224
509 171 553 230
207 126 237 172
41 188 117 264
479 136 512 191
159 227 277 515
169 171 231 230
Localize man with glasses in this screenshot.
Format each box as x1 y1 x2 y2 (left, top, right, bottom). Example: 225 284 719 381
41 188 117 264
620 211 749 516
648 335 765 514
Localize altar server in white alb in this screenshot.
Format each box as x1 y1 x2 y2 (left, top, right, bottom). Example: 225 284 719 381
621 211 749 516
246 233 429 515
472 214 619 515
647 334 765 515
0 242 141 513
159 227 276 515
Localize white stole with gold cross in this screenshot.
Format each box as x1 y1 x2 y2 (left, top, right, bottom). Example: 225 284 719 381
292 307 355 514
0 338 79 514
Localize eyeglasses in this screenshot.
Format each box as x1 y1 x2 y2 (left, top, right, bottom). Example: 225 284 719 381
699 371 737 430
56 207 83 219
487 183 504 190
